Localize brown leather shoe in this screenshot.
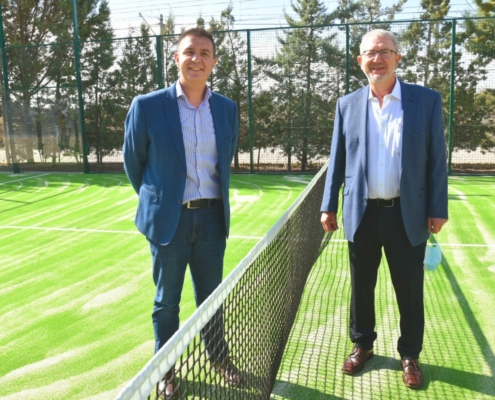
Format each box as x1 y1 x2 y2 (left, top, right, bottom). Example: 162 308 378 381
157 368 176 399
402 358 423 389
213 358 244 387
342 346 374 375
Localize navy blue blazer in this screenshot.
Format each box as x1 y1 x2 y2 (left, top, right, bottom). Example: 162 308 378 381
123 83 238 245
321 80 448 247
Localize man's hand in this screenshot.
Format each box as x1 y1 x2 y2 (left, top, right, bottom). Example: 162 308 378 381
427 217 448 234
321 212 339 232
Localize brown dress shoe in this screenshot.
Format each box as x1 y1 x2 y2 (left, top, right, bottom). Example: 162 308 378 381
157 368 176 399
342 346 374 375
402 358 423 389
213 358 244 387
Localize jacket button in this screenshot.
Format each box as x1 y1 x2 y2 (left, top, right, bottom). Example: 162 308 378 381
177 200 182 204
182 173 186 178
363 197 367 202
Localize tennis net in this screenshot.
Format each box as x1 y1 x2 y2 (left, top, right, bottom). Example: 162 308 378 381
116 164 331 400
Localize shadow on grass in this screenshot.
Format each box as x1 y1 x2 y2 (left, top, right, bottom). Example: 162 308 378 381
432 236 495 376
152 370 273 400
0 175 130 214
365 354 494 396
272 380 344 399
272 230 495 399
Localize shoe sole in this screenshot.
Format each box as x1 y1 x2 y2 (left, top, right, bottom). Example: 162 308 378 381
404 381 423 389
342 352 374 375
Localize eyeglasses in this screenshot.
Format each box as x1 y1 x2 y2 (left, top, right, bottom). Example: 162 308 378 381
361 49 398 59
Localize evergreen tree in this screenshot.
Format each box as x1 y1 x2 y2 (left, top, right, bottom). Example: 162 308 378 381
107 23 158 159
112 24 157 102
207 15 227 92
211 6 250 169
399 0 451 89
454 6 495 151
1 0 101 162
261 0 344 170
161 13 178 87
80 0 116 168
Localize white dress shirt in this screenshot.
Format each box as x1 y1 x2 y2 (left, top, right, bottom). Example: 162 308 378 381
176 82 221 203
366 78 403 200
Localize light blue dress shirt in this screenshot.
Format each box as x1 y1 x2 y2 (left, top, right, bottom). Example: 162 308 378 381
176 82 222 203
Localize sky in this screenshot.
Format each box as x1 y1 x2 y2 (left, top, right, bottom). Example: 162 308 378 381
107 0 478 37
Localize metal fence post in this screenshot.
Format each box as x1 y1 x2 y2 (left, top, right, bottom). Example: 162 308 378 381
247 30 254 174
0 5 19 173
345 24 350 95
71 0 90 173
156 35 164 90
448 19 457 175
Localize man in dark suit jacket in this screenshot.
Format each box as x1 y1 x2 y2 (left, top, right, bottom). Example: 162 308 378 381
321 29 448 389
123 28 241 397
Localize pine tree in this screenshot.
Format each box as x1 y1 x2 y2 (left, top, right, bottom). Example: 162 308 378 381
262 0 341 170
1 0 109 165
1 0 95 162
161 12 178 87
210 6 250 169
452 4 495 151
80 0 116 168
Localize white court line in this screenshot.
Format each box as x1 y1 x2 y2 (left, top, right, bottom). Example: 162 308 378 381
0 225 139 234
331 238 495 247
1 225 493 247
435 243 495 248
330 239 495 247
0 173 51 185
230 235 263 240
0 226 262 239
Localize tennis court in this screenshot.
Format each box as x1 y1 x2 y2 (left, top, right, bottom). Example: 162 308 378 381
0 172 311 399
273 175 495 399
1 173 494 399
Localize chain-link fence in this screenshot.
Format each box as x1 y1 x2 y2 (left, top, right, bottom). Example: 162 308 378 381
1 16 494 174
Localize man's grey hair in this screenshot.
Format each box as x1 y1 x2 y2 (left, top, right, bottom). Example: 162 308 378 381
360 29 399 54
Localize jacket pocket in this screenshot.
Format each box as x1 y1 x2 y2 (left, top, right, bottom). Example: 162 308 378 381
140 185 158 203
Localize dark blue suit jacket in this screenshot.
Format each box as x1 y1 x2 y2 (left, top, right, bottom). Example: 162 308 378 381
123 83 238 245
321 80 448 247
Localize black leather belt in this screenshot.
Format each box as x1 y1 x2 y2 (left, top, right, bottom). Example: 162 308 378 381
182 198 221 209
367 197 399 207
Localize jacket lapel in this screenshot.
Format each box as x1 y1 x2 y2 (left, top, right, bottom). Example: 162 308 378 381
399 80 416 172
357 86 369 179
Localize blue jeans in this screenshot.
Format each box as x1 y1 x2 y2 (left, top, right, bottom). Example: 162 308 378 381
148 201 228 360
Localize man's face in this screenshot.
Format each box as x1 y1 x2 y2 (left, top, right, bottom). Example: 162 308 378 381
174 35 217 87
357 34 401 85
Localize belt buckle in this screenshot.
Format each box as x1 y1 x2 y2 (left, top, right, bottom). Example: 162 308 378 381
384 199 394 208
186 201 200 209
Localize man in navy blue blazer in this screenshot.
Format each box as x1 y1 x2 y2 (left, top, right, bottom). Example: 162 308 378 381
321 29 448 389
123 28 240 397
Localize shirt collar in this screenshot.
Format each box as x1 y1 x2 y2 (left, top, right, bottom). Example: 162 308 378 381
367 77 401 101
176 80 212 104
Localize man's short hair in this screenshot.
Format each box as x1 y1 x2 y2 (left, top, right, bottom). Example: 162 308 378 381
360 29 399 54
177 28 216 57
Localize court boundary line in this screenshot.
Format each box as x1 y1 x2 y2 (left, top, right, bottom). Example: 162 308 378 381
0 225 264 240
0 173 51 185
0 225 494 247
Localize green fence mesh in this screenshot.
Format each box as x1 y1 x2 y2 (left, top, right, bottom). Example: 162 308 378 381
1 18 494 174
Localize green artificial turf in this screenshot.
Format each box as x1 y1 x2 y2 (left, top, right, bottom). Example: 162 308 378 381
0 172 311 399
272 175 495 399
1 173 494 399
